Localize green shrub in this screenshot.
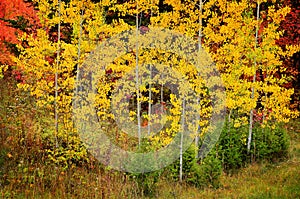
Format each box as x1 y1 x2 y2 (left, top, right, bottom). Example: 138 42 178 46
252 124 289 162
191 150 222 188
217 122 248 172
129 170 162 197
165 145 222 188
217 121 290 172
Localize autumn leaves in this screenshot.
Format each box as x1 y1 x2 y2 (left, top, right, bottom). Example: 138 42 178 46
1 0 298 170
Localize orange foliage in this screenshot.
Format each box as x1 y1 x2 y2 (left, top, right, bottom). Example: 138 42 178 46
0 0 39 65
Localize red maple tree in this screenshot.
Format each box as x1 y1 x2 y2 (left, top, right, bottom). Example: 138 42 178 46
0 0 39 72
276 0 300 109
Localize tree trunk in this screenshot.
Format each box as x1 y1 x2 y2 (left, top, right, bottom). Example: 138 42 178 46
248 0 260 154
195 0 203 159
75 9 83 102
148 65 152 136
179 99 186 183
135 3 141 148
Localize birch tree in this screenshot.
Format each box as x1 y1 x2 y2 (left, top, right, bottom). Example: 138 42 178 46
203 0 299 155
14 0 113 167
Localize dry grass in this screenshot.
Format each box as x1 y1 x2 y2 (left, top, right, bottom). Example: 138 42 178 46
152 119 300 199
1 119 299 198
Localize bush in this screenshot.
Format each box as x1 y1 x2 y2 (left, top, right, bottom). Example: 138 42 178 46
129 170 162 197
217 121 290 172
252 124 289 162
217 122 248 172
165 145 222 188
191 150 222 188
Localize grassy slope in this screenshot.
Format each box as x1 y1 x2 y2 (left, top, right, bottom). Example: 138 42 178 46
154 119 300 199
1 117 299 199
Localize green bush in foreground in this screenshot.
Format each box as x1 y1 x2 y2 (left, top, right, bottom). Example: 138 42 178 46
252 123 290 162
217 122 290 173
164 145 222 188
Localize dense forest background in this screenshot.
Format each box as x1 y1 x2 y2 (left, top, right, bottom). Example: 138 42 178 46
0 0 299 198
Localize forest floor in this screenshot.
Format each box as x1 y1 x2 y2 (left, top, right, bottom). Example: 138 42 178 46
1 97 299 199
153 118 300 199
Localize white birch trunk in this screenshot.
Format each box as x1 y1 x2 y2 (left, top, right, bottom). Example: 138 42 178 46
148 1 153 136
148 65 152 136
179 99 186 182
195 0 203 159
75 9 83 100
135 4 141 148
248 0 260 153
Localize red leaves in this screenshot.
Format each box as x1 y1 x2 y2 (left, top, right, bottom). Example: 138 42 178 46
0 0 39 65
276 1 300 108
0 0 39 40
0 0 39 83
12 70 23 82
277 6 300 46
